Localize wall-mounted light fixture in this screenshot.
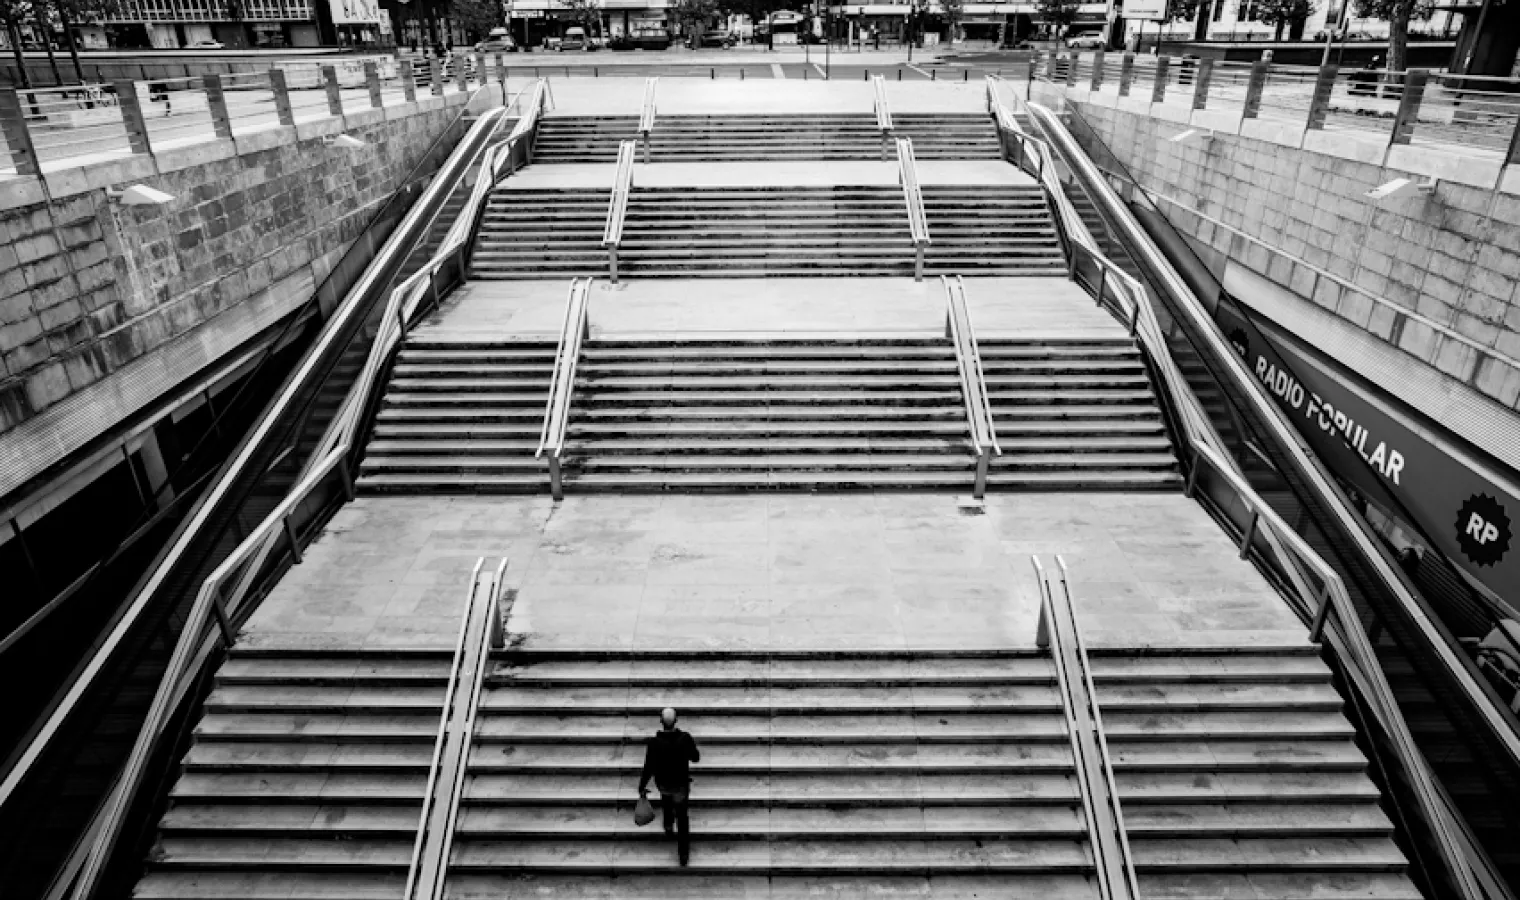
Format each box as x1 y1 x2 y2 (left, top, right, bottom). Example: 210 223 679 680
324 134 368 149
105 184 176 206
1365 177 1437 203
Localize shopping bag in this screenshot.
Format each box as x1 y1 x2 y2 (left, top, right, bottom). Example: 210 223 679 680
633 796 655 826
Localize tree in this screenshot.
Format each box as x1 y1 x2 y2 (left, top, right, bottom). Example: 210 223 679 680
449 0 498 41
1255 0 1313 39
1034 0 1079 38
560 0 603 35
939 0 964 42
669 0 714 44
44 0 121 83
1351 0 1432 74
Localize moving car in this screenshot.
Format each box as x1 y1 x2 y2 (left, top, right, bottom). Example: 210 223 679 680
188 39 226 49
699 30 737 48
1065 32 1104 49
558 27 591 51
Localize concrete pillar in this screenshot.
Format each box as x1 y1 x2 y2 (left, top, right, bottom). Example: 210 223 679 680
1192 58 1213 110
1389 68 1427 146
1305 64 1338 130
1152 56 1170 103
401 61 418 103
1090 49 1105 90
455 54 468 92
365 61 383 108
322 65 344 117
430 57 444 96
1118 52 1134 97
1241 60 1267 119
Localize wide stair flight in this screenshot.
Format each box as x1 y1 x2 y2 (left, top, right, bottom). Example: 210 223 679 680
134 646 1421 900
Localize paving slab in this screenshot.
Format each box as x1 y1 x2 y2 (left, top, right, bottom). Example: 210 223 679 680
414 277 1123 340
500 160 1033 188
239 494 1309 653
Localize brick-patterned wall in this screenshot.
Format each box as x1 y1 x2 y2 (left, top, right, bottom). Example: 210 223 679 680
1067 101 1520 411
0 102 463 434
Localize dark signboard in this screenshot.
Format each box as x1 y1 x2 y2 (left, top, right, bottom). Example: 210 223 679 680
1222 311 1519 603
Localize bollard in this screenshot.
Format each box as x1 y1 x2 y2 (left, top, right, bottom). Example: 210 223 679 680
322 65 343 116
595 67 599 77
741 68 745 80
0 87 41 176
400 60 417 103
897 69 902 81
711 67 715 79
269 68 296 125
114 80 153 154
365 61 383 108
932 69 937 81
202 73 233 139
963 69 967 82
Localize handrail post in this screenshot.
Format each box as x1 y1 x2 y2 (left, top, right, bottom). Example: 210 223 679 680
1389 68 1428 145
1090 49 1105 91
322 65 343 117
203 73 233 140
974 450 989 499
1309 582 1332 641
1192 58 1213 110
1184 444 1202 497
282 515 303 564
609 247 619 283
1152 56 1170 103
1242 60 1267 118
114 80 153 155
1306 64 1338 130
548 452 564 501
915 243 924 281
1118 52 1135 97
269 68 296 126
1239 510 1259 559
0 87 41 177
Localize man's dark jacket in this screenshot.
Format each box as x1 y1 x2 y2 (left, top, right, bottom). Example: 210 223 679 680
639 727 701 793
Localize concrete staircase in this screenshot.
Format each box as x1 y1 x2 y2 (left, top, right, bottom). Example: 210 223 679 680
133 650 452 900
1090 646 1421 900
559 337 976 490
471 188 608 280
532 115 639 163
453 649 1095 894
530 113 1003 163
922 185 1068 276
980 338 1181 491
358 339 554 493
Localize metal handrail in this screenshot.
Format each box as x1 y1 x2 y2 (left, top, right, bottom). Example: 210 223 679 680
872 73 893 133
603 140 636 283
895 137 929 281
1031 556 1111 900
942 276 999 498
54 83 554 900
536 278 591 500
402 558 484 900
638 76 657 161
1054 556 1141 900
988 79 1494 900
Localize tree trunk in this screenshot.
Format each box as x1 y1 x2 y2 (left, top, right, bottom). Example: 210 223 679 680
1193 3 1209 40
36 7 62 85
6 20 32 89
1386 0 1411 76
59 8 83 84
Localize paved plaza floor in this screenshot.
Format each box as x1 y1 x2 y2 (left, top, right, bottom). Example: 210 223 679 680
419 278 1121 341
241 493 1307 653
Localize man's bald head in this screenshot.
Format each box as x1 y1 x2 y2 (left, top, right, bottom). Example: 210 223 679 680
661 707 678 729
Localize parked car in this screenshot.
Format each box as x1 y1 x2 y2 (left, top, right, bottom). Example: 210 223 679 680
475 28 516 52
558 27 591 51
188 39 226 49
1064 32 1103 49
699 29 737 48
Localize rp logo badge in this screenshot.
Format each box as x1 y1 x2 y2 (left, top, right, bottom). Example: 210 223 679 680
1455 494 1511 568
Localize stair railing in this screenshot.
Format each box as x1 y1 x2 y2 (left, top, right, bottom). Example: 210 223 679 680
603 140 637 284
986 77 1498 900
638 76 658 162
1050 557 1141 900
872 74 894 159
537 277 592 501
895 137 930 281
404 556 508 900
1032 556 1132 900
942 275 999 498
42 83 558 900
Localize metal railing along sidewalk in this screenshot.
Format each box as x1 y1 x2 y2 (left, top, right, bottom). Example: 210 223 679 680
1032 555 1139 900
537 278 592 501
942 275 999 498
986 73 1507 900
895 136 929 281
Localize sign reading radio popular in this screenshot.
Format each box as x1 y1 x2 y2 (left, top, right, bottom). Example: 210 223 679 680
1223 316 1520 602
330 0 381 25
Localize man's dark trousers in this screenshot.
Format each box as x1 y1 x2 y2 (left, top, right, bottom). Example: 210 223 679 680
660 789 691 863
